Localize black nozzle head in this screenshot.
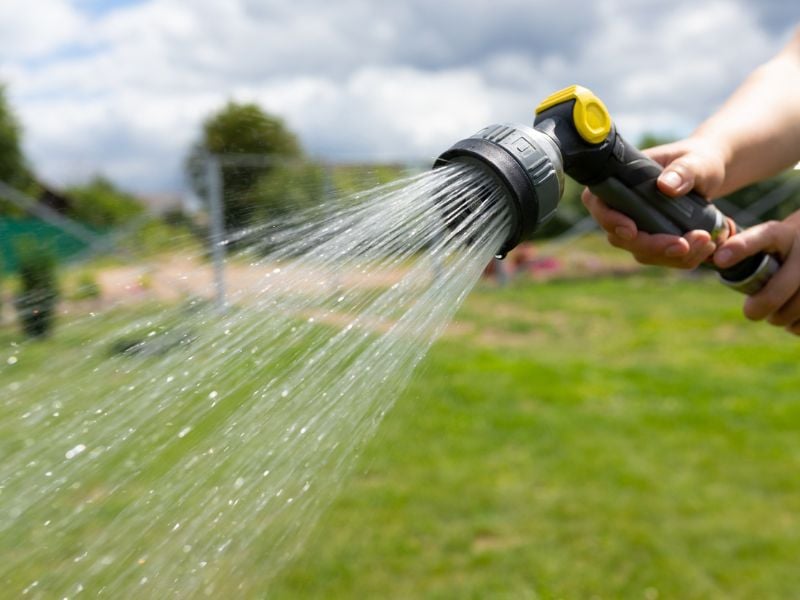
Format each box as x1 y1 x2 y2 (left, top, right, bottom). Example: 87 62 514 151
433 124 563 257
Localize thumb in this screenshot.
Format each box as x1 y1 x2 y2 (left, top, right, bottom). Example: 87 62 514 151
647 141 726 199
657 161 695 197
714 220 794 268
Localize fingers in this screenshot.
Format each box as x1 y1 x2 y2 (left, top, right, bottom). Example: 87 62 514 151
714 221 800 331
582 188 715 269
581 188 636 240
769 291 800 330
679 230 717 267
622 230 714 270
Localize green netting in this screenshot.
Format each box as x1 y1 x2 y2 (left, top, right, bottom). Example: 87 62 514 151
0 218 95 273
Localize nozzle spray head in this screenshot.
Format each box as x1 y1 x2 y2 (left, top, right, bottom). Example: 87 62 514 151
433 123 564 256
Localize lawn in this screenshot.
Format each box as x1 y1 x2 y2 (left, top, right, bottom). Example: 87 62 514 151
1 272 798 598
268 273 800 599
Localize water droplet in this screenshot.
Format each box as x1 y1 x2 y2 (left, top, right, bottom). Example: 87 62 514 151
178 426 192 439
22 580 39 594
6 356 17 365
234 477 245 490
65 444 87 460
183 544 192 553
209 391 218 400
166 375 175 383
280 389 289 398
337 296 344 303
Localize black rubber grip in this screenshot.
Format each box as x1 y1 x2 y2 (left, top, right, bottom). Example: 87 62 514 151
593 133 772 285
601 135 723 234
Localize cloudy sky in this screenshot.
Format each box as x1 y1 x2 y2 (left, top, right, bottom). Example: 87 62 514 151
1 0 798 194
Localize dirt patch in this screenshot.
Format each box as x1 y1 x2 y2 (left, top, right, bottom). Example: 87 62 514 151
86 253 413 309
471 532 525 554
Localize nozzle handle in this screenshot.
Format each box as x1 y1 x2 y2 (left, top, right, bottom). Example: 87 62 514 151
533 85 780 295
588 152 779 294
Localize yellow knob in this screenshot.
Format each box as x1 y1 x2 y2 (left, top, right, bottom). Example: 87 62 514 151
535 84 612 145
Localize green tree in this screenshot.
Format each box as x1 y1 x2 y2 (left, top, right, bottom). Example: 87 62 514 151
65 176 145 229
254 162 325 221
186 102 303 230
0 83 35 205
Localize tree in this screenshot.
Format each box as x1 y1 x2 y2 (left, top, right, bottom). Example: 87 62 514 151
254 162 325 221
65 176 145 229
0 83 35 206
186 102 303 230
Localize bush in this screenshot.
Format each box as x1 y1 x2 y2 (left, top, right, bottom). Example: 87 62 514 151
14 240 59 338
71 272 101 301
66 176 145 229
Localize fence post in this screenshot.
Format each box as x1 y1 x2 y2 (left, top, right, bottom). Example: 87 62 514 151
205 155 227 312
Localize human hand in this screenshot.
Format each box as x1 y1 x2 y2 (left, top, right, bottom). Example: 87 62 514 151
714 213 800 334
581 136 729 269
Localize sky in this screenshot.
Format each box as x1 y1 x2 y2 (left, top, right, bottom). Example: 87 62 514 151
1 0 798 195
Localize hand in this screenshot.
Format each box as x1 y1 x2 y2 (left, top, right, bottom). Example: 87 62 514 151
714 214 800 335
581 136 729 269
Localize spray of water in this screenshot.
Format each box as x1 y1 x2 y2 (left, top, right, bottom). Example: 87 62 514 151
0 163 509 597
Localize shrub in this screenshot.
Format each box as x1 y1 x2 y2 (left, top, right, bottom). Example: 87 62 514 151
72 272 101 301
14 239 59 338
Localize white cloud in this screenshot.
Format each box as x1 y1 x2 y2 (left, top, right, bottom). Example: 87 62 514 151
0 0 795 193
0 0 86 59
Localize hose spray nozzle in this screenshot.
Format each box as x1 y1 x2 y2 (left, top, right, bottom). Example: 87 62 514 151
434 85 779 295
433 124 563 258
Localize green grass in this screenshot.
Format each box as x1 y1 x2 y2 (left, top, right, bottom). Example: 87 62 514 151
268 273 800 599
1 273 798 598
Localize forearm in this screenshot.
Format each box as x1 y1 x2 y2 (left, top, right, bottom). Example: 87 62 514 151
692 28 800 196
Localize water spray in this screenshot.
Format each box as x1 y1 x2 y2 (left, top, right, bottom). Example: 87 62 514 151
435 85 779 294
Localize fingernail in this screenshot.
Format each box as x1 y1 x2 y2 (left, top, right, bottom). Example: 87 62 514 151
614 227 634 241
715 249 732 266
660 170 683 191
665 245 685 257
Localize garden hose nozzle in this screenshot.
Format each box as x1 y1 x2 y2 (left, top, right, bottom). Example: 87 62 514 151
434 85 779 295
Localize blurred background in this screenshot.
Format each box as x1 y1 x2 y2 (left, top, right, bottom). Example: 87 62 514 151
1 1 800 598
1 0 797 190
1 0 798 289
